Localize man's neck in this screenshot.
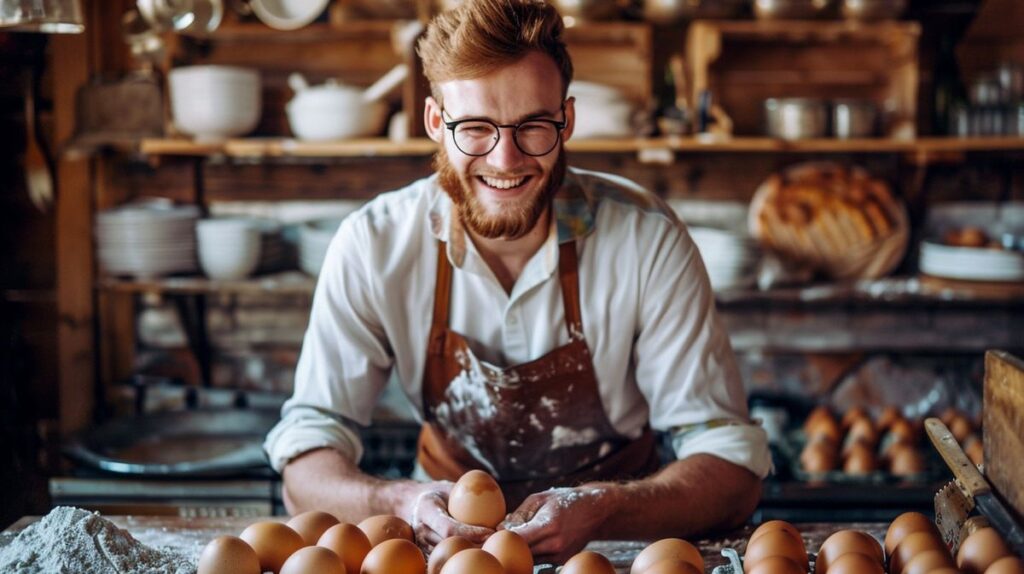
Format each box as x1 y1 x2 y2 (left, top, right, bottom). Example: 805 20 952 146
467 207 552 295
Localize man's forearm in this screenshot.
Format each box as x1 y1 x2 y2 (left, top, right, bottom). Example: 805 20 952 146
593 454 762 540
281 447 423 523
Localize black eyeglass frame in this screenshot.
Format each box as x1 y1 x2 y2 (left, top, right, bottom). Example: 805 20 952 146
441 103 568 157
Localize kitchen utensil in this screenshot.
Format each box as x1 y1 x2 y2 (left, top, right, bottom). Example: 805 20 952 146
122 8 166 70
642 0 745 24
169 65 261 141
249 0 328 30
22 67 53 213
840 0 906 21
925 417 1024 558
832 99 877 139
285 65 405 141
764 98 828 140
753 0 833 19
550 0 623 20
137 0 195 31
0 0 84 32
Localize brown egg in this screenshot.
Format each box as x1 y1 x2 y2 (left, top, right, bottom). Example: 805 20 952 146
447 470 506 529
939 407 959 426
427 536 476 574
745 529 809 572
827 552 885 574
318 523 372 574
747 555 805 574
288 511 340 546
885 512 939 556
901 548 954 574
948 415 974 443
841 406 870 429
985 556 1024 574
964 434 984 467
843 443 878 475
815 530 884 574
877 407 901 432
642 558 703 574
280 546 346 574
930 569 962 574
801 440 839 474
751 521 804 544
239 521 306 574
481 530 532 574
957 528 1011 574
360 538 426 574
887 444 926 477
630 538 704 574
845 418 879 450
805 406 834 429
807 415 843 445
197 535 262 574
438 548 504 574
890 531 946 574
887 418 918 445
357 515 415 547
561 551 617 574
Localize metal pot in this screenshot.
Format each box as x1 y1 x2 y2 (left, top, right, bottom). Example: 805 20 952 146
764 98 828 140
832 99 877 139
841 0 907 21
642 0 745 24
753 0 833 19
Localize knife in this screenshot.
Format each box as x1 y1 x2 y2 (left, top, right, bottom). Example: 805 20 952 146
924 417 1024 557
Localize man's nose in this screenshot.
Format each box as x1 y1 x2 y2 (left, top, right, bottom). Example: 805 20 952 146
486 127 525 169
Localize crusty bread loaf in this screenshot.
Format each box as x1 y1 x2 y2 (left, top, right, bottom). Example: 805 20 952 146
749 162 909 280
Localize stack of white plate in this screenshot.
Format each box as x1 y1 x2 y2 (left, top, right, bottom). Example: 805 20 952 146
689 226 760 290
298 218 345 276
919 241 1024 282
95 201 200 278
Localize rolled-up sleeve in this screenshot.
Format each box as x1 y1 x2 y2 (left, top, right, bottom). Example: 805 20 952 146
263 212 394 473
671 422 772 479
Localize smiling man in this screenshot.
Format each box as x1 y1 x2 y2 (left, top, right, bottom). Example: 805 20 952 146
264 0 770 564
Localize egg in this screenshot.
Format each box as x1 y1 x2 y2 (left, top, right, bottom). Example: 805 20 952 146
481 530 532 574
939 407 959 426
930 569 962 574
561 551 616 574
901 549 954 574
630 538 704 574
985 556 1024 574
887 444 925 476
642 558 703 574
288 511 340 546
964 434 984 466
827 552 885 574
747 556 804 574
318 523 372 574
885 512 937 556
815 530 883 574
957 527 1011 574
751 521 803 544
806 414 843 445
948 415 974 442
801 440 839 473
889 531 946 574
841 407 870 430
845 417 879 450
745 530 809 572
280 546 346 574
877 407 901 431
360 538 426 574
427 536 476 574
887 418 918 445
804 406 834 429
842 443 877 475
357 515 415 547
197 535 261 574
438 548 504 574
447 470 506 529
239 521 306 574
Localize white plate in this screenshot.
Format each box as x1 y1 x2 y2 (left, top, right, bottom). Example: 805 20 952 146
919 241 1024 282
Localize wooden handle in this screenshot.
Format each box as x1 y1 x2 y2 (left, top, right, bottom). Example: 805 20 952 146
925 417 991 498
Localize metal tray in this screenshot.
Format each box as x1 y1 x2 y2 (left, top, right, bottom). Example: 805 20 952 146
63 409 278 476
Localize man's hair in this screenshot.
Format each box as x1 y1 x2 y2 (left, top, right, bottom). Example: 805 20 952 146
417 0 574 102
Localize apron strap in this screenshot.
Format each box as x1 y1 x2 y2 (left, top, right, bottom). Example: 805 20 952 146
557 241 585 342
431 241 453 331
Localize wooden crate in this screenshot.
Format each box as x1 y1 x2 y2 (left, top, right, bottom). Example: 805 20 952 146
686 20 920 137
984 350 1024 523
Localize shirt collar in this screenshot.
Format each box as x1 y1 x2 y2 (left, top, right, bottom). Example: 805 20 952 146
426 168 596 267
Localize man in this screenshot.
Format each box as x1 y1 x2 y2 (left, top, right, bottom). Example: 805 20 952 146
264 0 770 564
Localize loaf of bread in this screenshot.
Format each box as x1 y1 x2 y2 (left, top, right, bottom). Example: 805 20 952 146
749 162 909 280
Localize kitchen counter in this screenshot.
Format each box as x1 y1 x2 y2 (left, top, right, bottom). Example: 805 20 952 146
2 514 889 572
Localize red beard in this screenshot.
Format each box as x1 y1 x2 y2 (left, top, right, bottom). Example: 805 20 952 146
435 145 566 240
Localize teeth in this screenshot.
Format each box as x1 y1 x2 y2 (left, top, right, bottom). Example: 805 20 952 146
481 175 525 190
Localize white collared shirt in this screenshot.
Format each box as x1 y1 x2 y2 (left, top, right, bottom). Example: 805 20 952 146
264 168 771 478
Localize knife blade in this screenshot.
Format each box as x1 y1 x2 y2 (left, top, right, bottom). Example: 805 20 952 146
925 417 1024 557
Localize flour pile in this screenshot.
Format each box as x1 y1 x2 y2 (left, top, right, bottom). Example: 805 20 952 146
0 506 194 574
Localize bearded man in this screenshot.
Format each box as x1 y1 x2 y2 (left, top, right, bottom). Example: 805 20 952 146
264 0 770 563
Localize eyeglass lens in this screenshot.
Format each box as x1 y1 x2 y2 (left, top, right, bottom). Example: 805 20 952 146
451 120 561 156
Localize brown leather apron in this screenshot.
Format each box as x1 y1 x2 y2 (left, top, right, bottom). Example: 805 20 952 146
417 240 660 507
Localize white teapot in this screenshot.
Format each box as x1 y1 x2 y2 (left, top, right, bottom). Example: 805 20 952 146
285 67 405 141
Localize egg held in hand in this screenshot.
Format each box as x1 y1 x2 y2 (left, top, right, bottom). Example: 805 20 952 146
447 470 506 529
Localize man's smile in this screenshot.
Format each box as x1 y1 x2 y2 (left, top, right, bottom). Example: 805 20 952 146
478 174 532 192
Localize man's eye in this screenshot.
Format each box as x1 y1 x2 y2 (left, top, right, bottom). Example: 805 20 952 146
458 124 494 135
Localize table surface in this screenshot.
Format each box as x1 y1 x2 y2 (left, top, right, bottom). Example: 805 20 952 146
3 515 890 573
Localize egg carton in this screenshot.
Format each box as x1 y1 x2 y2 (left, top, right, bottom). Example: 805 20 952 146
710 548 819 574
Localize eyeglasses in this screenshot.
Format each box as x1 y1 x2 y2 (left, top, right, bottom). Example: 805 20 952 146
442 105 567 157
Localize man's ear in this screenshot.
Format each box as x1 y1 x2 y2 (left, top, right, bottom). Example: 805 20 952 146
561 96 576 142
424 96 444 143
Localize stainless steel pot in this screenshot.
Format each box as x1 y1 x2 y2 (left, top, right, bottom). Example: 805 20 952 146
832 99 877 139
841 0 907 21
765 98 828 140
642 0 745 24
754 0 833 19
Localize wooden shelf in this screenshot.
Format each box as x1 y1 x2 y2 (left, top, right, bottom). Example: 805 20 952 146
98 271 316 296
137 136 1024 159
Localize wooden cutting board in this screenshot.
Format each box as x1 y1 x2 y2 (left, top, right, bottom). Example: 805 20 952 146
984 350 1024 523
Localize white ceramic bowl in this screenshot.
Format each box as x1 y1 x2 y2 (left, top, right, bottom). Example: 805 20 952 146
169 66 261 141
196 219 261 280
286 80 388 140
250 0 329 30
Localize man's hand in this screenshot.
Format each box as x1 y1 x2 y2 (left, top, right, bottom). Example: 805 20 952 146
399 481 495 553
500 486 616 564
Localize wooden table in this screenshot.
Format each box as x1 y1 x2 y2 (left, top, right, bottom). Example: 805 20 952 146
2 515 889 572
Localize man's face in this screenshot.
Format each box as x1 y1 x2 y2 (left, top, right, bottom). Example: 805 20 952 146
425 52 575 240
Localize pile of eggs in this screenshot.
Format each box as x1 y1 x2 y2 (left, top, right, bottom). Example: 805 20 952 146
742 520 810 574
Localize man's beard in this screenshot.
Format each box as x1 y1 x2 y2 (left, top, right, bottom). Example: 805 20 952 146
436 146 566 240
